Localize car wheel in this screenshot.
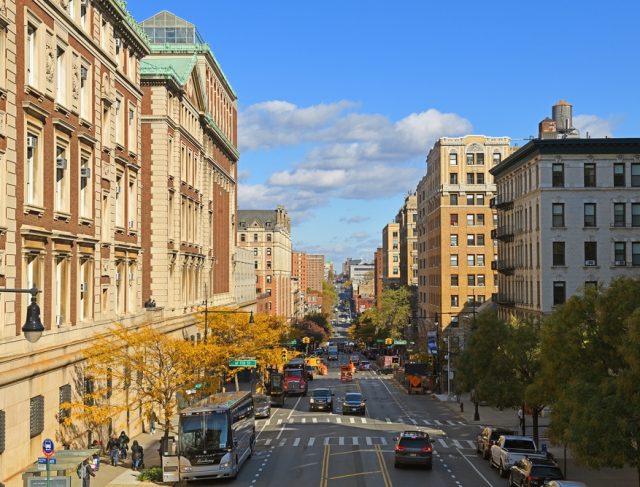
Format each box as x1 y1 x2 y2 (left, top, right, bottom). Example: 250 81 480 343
499 462 507 478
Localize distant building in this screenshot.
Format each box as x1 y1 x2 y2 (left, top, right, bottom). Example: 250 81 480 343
417 135 512 331
350 262 375 293
238 206 292 318
233 248 258 309
382 223 401 289
342 258 362 278
490 137 640 320
396 193 418 287
374 247 383 308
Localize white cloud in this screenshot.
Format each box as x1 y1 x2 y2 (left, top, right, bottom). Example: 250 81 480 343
573 114 618 138
268 168 348 188
340 216 370 224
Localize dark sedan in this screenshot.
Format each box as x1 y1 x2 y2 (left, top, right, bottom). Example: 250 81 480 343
341 392 366 415
394 431 433 469
309 388 333 412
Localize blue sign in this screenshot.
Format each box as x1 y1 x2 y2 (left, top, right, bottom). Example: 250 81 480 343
42 438 55 455
38 457 56 464
427 331 438 355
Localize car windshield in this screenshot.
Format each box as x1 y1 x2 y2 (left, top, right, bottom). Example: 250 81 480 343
286 369 303 377
179 411 229 454
253 396 269 407
399 437 428 448
531 466 563 477
312 390 330 398
361 361 369 365
345 393 362 402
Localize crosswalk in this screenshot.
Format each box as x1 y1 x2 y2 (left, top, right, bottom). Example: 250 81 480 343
257 416 466 426
256 435 476 450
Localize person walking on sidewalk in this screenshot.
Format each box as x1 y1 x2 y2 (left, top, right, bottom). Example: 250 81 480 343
77 459 96 487
118 431 130 460
131 440 144 471
149 411 158 435
107 434 120 466
518 408 524 433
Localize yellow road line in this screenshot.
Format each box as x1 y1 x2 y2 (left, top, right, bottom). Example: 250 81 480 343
329 470 382 480
329 449 379 457
319 444 330 487
375 444 393 487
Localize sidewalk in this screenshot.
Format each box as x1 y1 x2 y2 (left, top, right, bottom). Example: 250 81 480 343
435 392 636 486
92 432 161 487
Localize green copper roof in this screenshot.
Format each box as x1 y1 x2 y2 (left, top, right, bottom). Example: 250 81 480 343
116 1 151 48
140 56 197 86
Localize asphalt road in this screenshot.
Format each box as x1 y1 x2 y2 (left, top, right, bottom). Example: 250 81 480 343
211 354 512 487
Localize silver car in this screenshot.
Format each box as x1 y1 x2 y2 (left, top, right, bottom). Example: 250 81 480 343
253 394 271 418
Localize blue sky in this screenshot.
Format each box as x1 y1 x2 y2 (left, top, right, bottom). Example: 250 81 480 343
127 0 640 265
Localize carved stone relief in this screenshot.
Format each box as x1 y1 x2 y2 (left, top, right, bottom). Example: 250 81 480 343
467 142 484 153
72 58 79 101
45 40 55 84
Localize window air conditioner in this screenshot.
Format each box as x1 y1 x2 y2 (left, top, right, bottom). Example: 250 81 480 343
56 158 67 170
26 136 36 148
80 167 91 178
80 0 88 6
615 260 626 266
128 272 134 281
585 260 597 266
115 272 120 281
115 185 121 194
129 220 135 229
115 38 121 47
80 282 85 292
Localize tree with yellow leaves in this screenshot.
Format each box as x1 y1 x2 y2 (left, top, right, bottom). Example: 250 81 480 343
61 323 206 442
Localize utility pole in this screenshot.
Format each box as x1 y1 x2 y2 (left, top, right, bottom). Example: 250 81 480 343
446 335 451 398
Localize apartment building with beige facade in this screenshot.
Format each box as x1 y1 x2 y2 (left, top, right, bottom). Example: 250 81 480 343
396 192 418 287
381 222 400 289
139 11 240 313
238 206 292 319
292 251 324 314
490 137 640 321
416 135 511 332
0 1 153 483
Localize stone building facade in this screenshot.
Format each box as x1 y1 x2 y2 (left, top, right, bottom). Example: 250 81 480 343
381 222 400 289
490 138 640 320
396 192 417 287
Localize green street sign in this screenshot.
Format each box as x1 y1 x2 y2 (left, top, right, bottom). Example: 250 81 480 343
290 340 298 345
375 339 384 343
229 358 257 368
393 339 408 345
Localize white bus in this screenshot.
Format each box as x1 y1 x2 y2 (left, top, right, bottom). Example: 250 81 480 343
161 391 255 482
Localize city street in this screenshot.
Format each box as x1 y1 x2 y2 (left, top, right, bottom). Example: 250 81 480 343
231 356 507 487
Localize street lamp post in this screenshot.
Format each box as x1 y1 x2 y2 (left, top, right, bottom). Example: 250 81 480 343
0 287 45 342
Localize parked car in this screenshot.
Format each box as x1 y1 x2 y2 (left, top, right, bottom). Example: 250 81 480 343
358 360 371 371
509 457 564 487
253 394 271 419
394 430 433 469
476 427 515 459
546 482 589 487
341 392 366 415
490 435 547 478
309 388 334 412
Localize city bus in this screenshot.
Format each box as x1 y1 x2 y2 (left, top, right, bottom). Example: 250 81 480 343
161 391 255 482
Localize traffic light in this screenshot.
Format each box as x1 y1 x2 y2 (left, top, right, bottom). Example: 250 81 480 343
302 337 310 344
281 348 288 362
385 338 393 345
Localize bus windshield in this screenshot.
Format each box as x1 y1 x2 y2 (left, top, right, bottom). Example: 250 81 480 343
179 412 229 454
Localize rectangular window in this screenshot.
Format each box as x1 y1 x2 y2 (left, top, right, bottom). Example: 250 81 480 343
450 254 458 266
30 395 44 438
115 96 123 145
467 274 475 286
54 256 69 326
553 281 566 306
451 295 459 307
466 214 475 226
477 234 485 246
477 254 485 266
450 214 458 226
266 261 272 270
632 203 640 227
0 410 5 454
584 242 597 265
584 203 596 227
27 24 37 86
584 163 596 187
466 153 474 165
552 203 565 227
450 173 458 184
477 274 486 286
467 234 475 246
614 163 625 187
633 243 640 266
450 274 458 286
552 163 564 187
56 47 66 105
449 153 457 165
467 254 476 266
466 173 475 184
614 242 626 264
476 153 485 165
102 102 111 148
614 203 626 227
58 384 71 423
476 194 485 206
253 233 258 242
552 241 565 266
80 150 92 219
632 164 640 187
80 64 90 120
266 275 272 284
493 153 501 165
477 173 485 184
79 258 92 321
450 194 458 205
25 132 41 206
55 141 70 213
266 248 272 256
115 172 124 227
466 194 474 205
477 214 485 225
128 105 137 152
240 233 246 242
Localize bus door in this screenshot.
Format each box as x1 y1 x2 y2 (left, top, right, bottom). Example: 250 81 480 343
160 435 180 483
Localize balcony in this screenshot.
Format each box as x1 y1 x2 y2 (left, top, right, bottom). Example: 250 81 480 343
496 295 516 308
490 195 514 210
496 261 515 275
495 228 514 242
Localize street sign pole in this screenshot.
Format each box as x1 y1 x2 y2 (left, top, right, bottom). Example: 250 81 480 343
42 438 55 487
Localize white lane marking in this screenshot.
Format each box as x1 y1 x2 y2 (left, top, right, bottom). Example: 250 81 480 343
380 437 387 446
360 418 367 424
447 420 457 425
336 417 342 424
385 417 391 423
264 439 272 446
349 417 355 424
308 437 315 447
410 418 418 425
438 439 448 448
452 439 462 448
276 419 282 425
366 437 372 446
302 418 306 424
466 440 476 448
293 438 300 447
458 448 495 486
288 418 294 423
279 438 287 447
324 437 330 445
312 418 318 424
352 437 359 445
276 395 302 440
264 419 271 426
434 419 443 425
339 437 344 445
422 419 432 425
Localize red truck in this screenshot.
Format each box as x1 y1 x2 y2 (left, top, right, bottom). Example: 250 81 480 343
283 360 308 396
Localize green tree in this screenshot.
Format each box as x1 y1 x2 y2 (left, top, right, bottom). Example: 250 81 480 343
536 277 640 483
376 287 412 338
322 281 337 316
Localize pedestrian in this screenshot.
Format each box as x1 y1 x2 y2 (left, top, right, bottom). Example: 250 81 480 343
518 408 524 429
107 434 120 466
118 431 130 460
77 459 96 487
149 411 157 435
131 440 144 471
